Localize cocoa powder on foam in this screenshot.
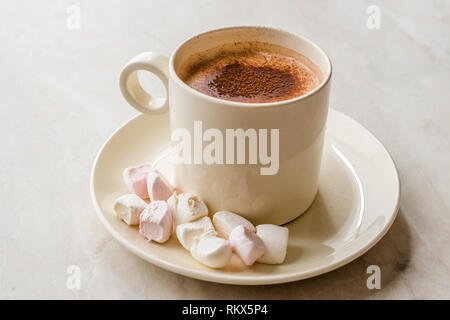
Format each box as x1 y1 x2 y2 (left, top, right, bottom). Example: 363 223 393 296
179 41 323 103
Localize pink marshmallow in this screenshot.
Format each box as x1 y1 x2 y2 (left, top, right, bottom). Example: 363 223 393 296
139 201 173 243
123 164 152 199
229 225 265 266
147 169 174 201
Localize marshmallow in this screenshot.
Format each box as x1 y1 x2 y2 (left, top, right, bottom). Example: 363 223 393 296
112 194 147 225
147 170 174 201
256 224 289 264
229 225 265 266
212 211 255 239
176 216 217 250
167 192 177 218
139 201 173 243
123 164 152 199
190 234 231 268
170 193 208 225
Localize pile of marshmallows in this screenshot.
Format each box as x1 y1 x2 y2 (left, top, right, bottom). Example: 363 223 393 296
113 164 289 268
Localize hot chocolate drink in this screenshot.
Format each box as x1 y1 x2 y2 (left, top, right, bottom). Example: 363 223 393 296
179 41 323 103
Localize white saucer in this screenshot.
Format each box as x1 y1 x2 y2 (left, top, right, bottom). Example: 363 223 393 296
90 109 400 285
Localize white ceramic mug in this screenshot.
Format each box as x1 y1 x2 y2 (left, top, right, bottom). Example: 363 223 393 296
120 26 332 225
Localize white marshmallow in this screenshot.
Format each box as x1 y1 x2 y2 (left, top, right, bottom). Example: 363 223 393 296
256 224 289 264
212 211 255 239
170 193 208 225
176 217 217 250
190 234 231 268
113 194 147 225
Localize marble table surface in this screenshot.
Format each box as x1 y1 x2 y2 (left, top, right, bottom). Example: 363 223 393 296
1 0 449 299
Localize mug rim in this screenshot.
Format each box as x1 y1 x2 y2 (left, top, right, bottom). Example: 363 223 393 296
169 25 332 109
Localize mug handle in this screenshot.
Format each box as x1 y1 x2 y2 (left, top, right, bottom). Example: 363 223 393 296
119 52 169 115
